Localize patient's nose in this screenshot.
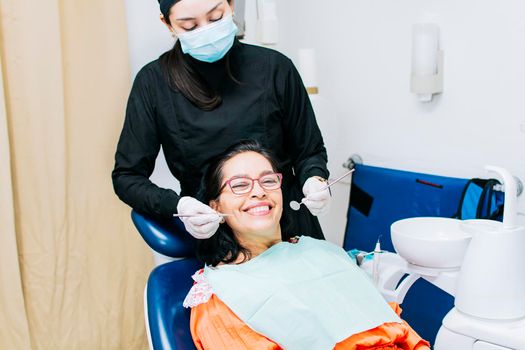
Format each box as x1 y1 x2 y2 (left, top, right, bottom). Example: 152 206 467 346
250 180 266 197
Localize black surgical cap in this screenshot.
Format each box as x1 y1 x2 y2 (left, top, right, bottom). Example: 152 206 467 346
158 0 179 19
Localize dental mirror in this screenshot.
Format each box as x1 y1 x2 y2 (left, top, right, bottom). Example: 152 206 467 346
289 200 303 211
289 168 355 211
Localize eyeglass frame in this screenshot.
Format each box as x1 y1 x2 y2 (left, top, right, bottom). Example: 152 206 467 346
219 172 283 195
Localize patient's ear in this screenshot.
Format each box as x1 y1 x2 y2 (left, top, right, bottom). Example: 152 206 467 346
209 200 220 212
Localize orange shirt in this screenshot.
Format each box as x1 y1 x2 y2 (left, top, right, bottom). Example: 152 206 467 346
190 295 430 350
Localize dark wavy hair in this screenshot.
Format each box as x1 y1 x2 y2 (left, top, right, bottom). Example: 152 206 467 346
160 0 241 111
196 140 279 266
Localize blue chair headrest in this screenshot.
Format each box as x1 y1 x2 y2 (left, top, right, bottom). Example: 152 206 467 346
131 210 196 258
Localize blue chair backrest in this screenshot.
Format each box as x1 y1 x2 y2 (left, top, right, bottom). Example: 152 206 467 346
343 164 468 345
147 257 200 350
131 210 200 350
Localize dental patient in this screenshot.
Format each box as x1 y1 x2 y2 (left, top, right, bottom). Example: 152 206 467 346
184 140 430 350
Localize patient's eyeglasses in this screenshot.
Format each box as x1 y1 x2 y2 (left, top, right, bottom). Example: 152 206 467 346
220 173 283 195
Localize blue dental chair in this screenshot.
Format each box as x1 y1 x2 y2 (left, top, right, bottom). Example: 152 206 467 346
133 163 475 349
131 210 199 350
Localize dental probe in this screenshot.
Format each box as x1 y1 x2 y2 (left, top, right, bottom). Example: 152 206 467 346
290 168 355 211
173 213 232 218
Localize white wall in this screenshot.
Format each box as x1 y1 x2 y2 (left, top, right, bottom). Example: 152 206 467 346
124 0 173 77
274 0 525 238
124 0 525 245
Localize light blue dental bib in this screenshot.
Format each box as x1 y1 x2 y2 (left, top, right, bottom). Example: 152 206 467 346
203 237 401 350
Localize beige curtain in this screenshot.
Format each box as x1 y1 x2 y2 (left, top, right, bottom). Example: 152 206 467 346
0 1 153 349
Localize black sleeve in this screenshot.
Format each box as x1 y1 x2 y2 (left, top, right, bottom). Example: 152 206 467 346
111 67 180 218
276 56 329 186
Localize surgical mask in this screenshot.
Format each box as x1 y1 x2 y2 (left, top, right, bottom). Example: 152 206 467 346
176 14 238 63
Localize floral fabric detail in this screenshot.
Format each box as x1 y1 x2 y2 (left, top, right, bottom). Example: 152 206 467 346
183 269 214 308
288 236 301 244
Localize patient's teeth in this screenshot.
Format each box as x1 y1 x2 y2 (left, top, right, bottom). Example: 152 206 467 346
247 205 270 214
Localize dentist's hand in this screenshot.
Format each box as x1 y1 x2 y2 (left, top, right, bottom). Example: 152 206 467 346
302 176 331 216
176 196 221 239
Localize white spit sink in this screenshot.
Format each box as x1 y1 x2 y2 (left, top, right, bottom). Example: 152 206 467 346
391 217 472 269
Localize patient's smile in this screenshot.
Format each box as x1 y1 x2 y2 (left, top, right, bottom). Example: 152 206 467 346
243 202 272 216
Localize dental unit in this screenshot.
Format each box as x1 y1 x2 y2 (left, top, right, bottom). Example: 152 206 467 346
359 166 525 350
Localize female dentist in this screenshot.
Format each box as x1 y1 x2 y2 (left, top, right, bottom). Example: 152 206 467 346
112 0 331 241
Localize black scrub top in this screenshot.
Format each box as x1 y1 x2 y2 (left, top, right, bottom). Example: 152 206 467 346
112 40 329 240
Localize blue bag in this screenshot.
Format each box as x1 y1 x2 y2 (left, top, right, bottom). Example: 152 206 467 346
453 178 504 220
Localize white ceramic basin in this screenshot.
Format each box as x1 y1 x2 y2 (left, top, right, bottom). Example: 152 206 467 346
391 217 472 269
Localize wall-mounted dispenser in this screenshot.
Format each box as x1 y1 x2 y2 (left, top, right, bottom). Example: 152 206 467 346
411 23 443 102
298 48 318 95
256 0 278 45
233 0 246 39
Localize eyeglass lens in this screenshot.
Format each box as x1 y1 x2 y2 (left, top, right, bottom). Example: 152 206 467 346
229 173 281 194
